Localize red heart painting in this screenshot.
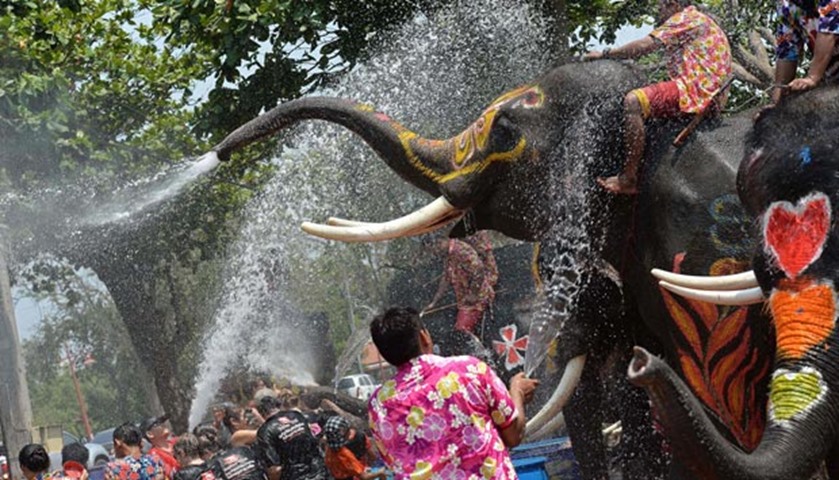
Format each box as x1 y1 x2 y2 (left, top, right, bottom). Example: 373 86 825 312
763 192 831 279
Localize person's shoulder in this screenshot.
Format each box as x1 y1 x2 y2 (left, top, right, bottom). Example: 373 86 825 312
439 354 487 369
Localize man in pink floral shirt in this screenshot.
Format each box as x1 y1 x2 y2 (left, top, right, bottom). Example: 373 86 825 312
368 307 539 480
585 0 732 194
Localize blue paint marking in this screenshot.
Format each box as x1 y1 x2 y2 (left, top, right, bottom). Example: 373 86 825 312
800 146 812 166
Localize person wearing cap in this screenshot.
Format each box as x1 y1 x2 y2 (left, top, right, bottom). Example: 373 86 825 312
368 307 539 480
141 416 179 478
323 417 384 480
51 443 89 480
18 444 51 480
106 423 164 480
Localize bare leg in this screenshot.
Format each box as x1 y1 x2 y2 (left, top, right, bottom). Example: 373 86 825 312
598 92 643 194
772 60 797 104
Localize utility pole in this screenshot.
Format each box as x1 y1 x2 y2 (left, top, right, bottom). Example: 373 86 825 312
65 349 93 441
0 226 34 480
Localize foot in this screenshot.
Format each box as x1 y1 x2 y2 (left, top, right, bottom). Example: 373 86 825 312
597 174 638 194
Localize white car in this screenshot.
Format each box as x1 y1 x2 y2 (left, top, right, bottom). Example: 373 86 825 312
336 374 379 400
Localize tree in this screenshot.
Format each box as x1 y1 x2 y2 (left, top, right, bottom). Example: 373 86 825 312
22 271 156 437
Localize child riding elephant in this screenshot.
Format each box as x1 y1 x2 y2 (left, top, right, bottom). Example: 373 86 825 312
586 0 732 195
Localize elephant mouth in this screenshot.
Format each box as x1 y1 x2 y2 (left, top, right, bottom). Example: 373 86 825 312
301 196 464 242
651 268 766 305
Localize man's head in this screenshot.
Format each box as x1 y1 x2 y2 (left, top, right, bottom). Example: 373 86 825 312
257 395 282 418
370 307 433 367
222 405 246 432
324 416 351 450
112 422 143 458
172 434 200 467
140 415 171 449
191 424 220 460
18 444 49 480
657 0 690 23
60 443 89 475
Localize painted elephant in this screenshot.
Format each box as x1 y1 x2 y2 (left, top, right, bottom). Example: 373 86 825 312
629 87 839 479
209 60 775 478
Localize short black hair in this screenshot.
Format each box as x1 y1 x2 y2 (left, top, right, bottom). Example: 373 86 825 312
113 422 143 447
19 444 50 473
61 442 89 466
256 395 282 417
173 433 200 459
222 405 243 431
370 307 426 366
192 424 220 458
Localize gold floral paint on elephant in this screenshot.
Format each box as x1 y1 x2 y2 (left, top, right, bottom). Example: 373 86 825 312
452 85 544 168
353 86 544 186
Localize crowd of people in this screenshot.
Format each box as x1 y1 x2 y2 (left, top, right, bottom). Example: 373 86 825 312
15 305 538 480
16 390 383 480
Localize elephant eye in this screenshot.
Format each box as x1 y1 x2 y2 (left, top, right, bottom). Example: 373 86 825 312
492 113 520 152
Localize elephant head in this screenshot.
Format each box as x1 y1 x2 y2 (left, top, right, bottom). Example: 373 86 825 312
212 61 643 243
628 87 839 479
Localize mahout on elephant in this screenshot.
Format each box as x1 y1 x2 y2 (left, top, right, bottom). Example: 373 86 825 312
207 59 788 478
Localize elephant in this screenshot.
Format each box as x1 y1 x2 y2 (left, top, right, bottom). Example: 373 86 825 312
208 59 778 478
628 87 839 479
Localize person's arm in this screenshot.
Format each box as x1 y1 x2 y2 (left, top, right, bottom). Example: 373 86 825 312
229 430 257 447
424 273 449 312
498 373 539 448
790 32 838 90
358 470 387 480
586 35 658 61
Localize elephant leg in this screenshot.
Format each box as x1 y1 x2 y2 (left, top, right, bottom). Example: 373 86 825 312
826 440 839 479
564 351 609 480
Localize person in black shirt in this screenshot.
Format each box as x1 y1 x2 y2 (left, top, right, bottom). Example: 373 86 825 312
199 447 263 480
255 410 327 480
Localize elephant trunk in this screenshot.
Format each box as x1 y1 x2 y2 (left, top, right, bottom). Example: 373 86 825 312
212 97 453 197
629 344 837 480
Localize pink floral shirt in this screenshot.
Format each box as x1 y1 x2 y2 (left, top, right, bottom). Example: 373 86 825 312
651 6 732 113
368 355 518 480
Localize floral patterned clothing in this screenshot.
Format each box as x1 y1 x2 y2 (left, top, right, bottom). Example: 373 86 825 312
368 354 518 480
650 6 732 113
446 237 496 311
105 455 166 480
775 0 839 61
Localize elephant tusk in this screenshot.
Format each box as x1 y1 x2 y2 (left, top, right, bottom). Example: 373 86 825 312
326 217 370 227
302 197 463 242
524 354 586 440
651 269 759 290
658 281 765 306
525 412 567 442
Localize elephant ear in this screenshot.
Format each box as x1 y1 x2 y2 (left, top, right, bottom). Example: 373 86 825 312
659 256 771 451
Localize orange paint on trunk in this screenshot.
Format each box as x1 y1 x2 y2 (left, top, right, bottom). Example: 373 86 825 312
770 281 836 360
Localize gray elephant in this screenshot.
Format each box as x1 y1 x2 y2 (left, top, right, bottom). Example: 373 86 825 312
209 60 777 478
629 87 839 479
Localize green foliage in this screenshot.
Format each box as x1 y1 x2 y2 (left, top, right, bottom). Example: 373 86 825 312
23 273 153 437
150 0 444 136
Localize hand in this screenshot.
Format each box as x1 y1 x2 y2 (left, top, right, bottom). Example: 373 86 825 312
789 76 819 91
510 372 540 404
267 466 283 480
583 51 604 61
753 103 775 122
